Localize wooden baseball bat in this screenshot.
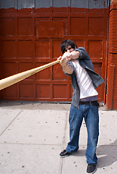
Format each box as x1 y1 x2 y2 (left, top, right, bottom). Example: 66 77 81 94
0 59 60 90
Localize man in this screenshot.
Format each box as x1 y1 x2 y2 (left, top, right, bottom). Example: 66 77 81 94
58 40 104 173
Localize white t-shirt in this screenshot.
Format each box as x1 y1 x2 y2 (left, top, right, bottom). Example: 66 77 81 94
72 61 98 99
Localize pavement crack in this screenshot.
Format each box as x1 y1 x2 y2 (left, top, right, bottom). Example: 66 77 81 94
0 110 22 136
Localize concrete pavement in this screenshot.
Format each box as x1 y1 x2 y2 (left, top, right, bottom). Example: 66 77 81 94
0 101 117 174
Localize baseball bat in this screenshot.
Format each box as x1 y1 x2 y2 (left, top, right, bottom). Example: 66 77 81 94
0 59 60 90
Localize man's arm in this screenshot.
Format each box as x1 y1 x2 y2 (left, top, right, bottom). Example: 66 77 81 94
58 50 80 74
62 64 73 74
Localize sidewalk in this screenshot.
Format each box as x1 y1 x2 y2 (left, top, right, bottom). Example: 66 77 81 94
0 101 117 174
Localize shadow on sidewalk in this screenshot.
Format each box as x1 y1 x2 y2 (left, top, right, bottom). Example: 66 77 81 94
67 140 117 169
97 139 117 168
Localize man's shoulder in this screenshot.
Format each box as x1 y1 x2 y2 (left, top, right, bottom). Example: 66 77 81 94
75 47 86 51
75 47 90 61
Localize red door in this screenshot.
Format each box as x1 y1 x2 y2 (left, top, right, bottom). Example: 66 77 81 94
0 0 108 103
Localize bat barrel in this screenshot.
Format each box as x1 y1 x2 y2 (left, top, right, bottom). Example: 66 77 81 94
0 59 60 90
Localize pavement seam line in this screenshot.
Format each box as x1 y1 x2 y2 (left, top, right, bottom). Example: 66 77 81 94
60 111 69 174
0 109 22 136
0 142 63 146
62 111 69 147
60 158 63 174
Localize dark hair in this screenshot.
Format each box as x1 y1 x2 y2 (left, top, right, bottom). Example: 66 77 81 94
60 39 77 54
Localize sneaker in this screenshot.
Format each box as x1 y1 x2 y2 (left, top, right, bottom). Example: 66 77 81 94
59 150 71 157
87 164 97 173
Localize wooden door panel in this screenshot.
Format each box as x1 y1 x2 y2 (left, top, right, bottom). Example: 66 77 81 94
53 84 67 99
1 40 16 58
52 64 67 80
88 17 104 36
0 18 15 36
17 18 33 36
36 84 50 99
38 21 63 38
70 18 86 36
88 41 103 59
35 40 50 59
18 41 33 58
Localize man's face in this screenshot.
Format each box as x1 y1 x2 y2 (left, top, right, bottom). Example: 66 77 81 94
65 45 74 53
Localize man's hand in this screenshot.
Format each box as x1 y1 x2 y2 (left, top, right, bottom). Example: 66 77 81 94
58 55 73 74
57 50 79 74
62 52 73 62
59 50 79 67
62 50 80 62
59 53 70 67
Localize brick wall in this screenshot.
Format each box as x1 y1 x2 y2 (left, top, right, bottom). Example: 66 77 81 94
107 1 117 109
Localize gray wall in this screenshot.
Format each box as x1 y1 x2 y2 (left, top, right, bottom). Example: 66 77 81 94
0 0 109 9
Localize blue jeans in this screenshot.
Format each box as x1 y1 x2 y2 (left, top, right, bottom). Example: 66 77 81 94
66 103 99 164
